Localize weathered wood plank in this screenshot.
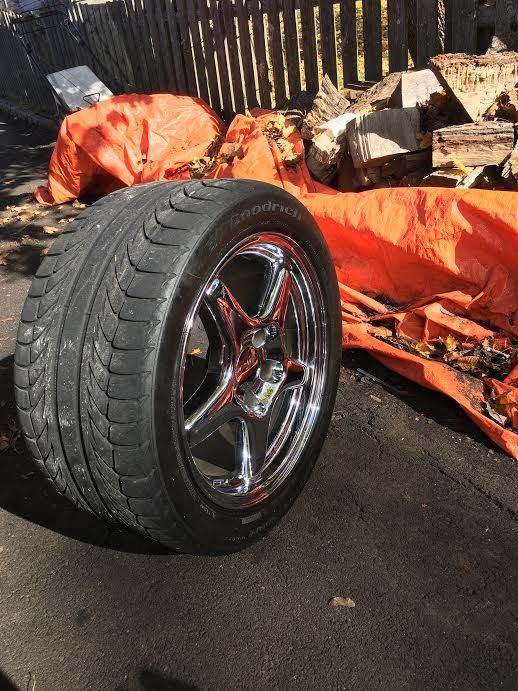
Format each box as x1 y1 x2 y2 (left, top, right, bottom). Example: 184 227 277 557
221 0 245 113
164 0 187 93
266 0 287 107
282 0 302 99
133 0 161 91
362 0 382 81
299 0 319 95
318 0 337 85
387 0 408 72
249 0 272 108
415 0 438 67
209 0 233 117
123 0 153 91
235 0 259 108
340 0 358 84
186 0 210 102
152 0 178 92
197 0 221 110
108 1 137 91
175 0 199 96
492 0 518 51
446 0 477 54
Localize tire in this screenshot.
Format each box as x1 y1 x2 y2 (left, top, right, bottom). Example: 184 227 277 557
15 180 341 553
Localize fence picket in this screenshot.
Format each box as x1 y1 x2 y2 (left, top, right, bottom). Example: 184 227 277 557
282 0 302 98
208 0 233 117
164 0 187 94
299 0 319 94
235 0 259 108
197 0 221 110
266 0 287 106
415 0 439 66
175 0 199 96
447 0 477 53
221 0 245 113
249 0 272 108
318 0 337 85
186 0 210 102
362 0 382 80
387 0 408 72
339 0 358 84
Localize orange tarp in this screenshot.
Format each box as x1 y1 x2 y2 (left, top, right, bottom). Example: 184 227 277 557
34 96 518 458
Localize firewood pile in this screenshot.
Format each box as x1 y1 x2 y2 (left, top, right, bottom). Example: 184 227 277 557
300 51 518 192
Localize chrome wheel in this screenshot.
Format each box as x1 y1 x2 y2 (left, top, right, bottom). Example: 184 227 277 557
179 233 327 509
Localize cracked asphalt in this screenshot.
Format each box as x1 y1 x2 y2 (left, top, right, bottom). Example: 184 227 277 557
1 116 517 691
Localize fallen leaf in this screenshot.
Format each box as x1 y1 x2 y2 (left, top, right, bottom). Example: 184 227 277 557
42 226 60 235
370 394 382 403
0 217 10 225
366 324 393 339
189 348 202 356
439 334 458 352
486 399 509 427
0 251 10 265
414 341 436 357
20 236 40 246
6 204 29 213
40 247 49 256
17 212 36 222
72 200 86 209
445 353 481 372
328 596 356 608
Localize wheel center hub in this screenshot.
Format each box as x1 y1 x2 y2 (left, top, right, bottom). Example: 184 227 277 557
236 323 286 418
238 359 287 418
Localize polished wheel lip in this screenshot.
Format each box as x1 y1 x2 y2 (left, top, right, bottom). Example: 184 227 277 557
177 232 327 510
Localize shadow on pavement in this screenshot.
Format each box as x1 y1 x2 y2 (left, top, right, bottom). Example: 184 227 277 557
0 354 166 555
0 669 19 691
342 350 498 448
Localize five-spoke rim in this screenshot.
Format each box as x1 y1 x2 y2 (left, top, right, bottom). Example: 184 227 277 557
178 233 326 509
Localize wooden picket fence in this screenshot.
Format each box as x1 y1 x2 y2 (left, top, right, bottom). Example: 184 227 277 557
0 0 486 120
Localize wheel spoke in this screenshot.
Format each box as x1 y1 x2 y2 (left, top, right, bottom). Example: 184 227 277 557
236 416 271 489
203 278 256 354
185 371 239 446
257 253 292 325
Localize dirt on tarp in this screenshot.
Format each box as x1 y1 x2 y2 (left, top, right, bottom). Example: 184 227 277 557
34 96 518 458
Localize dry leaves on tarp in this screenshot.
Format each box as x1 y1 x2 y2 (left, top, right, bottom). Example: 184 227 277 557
261 114 303 168
328 596 356 608
42 226 60 235
72 200 86 209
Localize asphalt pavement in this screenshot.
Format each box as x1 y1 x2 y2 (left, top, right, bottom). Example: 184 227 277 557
0 115 517 691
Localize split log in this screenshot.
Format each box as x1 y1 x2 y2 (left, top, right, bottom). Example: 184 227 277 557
430 52 518 122
301 75 350 139
389 69 442 108
432 122 514 168
347 107 421 168
347 72 402 114
381 149 432 179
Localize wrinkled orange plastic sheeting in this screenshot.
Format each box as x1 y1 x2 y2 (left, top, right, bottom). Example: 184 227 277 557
34 100 518 457
35 94 225 205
